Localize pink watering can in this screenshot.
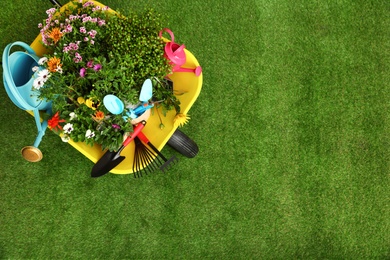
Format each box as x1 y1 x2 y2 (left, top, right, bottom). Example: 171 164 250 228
159 28 186 71
173 65 202 77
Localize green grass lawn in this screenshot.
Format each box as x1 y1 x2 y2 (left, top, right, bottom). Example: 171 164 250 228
0 0 389 258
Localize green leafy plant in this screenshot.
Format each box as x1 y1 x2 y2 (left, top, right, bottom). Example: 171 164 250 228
104 9 178 113
34 0 180 151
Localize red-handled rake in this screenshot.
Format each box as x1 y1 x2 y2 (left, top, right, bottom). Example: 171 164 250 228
133 132 179 178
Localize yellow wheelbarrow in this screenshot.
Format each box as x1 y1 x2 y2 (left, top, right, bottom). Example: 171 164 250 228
2 0 202 177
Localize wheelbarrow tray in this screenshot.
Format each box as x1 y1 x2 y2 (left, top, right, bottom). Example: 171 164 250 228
28 0 202 174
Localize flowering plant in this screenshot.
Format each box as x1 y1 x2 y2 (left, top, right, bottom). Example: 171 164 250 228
34 0 179 151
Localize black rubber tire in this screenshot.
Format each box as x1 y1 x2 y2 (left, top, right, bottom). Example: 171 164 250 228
167 129 199 158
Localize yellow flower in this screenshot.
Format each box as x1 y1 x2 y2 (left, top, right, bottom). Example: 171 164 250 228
85 98 99 110
77 97 85 104
85 98 95 110
174 113 190 127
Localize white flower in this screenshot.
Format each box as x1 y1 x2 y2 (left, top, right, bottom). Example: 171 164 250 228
85 129 95 139
33 77 44 90
38 69 50 81
56 67 63 74
38 57 48 65
61 134 70 143
69 112 77 120
32 66 39 72
63 123 74 134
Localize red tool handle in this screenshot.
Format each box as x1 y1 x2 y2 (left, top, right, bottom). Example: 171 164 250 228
122 121 146 147
137 131 150 144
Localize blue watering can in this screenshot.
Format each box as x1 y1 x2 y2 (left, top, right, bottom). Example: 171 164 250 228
2 41 52 162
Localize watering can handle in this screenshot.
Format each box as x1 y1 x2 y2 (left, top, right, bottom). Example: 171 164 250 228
159 28 186 55
159 28 175 42
2 41 39 111
4 41 37 57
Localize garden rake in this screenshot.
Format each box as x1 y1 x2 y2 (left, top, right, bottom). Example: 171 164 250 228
133 132 178 178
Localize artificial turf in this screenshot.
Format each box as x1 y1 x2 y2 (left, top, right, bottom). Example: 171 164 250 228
0 0 389 258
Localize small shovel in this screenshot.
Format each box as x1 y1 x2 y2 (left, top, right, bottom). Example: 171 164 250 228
91 121 146 178
127 78 154 119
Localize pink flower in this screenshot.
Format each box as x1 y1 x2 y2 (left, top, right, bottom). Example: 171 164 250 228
88 30 97 38
87 60 94 68
80 26 86 33
74 52 82 63
64 24 72 33
82 16 91 23
41 35 48 45
46 8 56 15
69 15 78 21
98 19 106 26
69 42 79 50
83 1 94 7
93 64 102 71
80 68 86 77
112 124 120 129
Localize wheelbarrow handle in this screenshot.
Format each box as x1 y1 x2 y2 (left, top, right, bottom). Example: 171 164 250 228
49 0 62 7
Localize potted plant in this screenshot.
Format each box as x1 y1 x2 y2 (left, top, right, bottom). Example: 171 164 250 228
34 0 181 151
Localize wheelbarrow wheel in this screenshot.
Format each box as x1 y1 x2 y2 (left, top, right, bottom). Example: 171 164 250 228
167 129 198 158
